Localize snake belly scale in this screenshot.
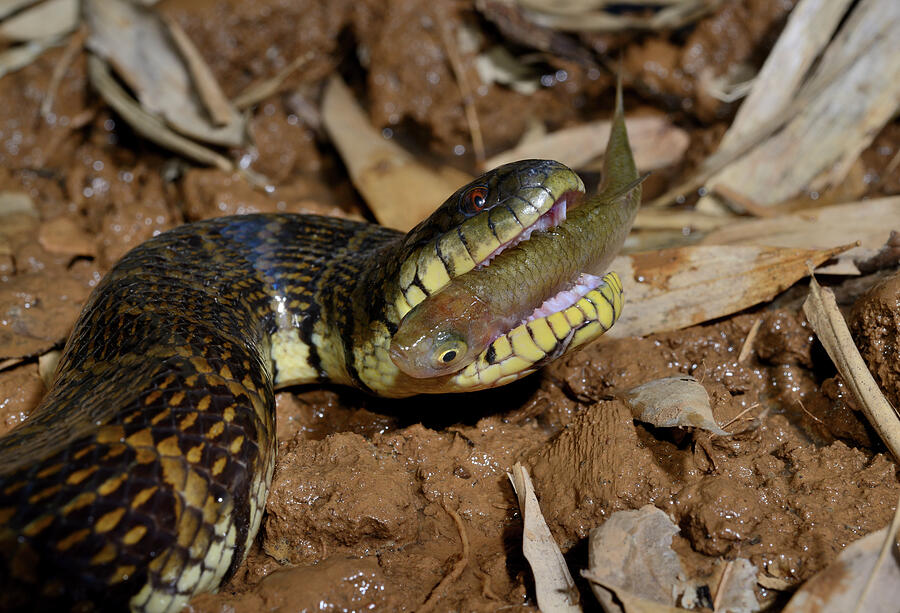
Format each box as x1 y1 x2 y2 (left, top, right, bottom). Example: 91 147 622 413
0 84 640 612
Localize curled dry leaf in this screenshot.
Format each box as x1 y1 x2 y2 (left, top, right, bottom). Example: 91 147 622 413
607 243 852 339
622 376 727 435
84 0 245 147
782 526 900 613
86 55 233 171
802 275 900 461
0 35 62 78
321 75 470 231
508 463 582 613
485 115 689 174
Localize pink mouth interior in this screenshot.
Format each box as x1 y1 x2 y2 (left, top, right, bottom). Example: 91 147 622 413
471 190 603 328
476 191 577 269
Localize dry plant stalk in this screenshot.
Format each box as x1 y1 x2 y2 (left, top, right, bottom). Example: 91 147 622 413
802 275 900 461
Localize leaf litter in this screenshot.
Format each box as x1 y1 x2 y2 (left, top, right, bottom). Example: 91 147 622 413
0 0 898 611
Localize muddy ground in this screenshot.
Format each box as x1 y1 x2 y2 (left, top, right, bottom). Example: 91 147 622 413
1 0 899 611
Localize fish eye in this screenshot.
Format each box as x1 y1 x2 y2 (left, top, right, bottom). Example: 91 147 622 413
431 334 467 369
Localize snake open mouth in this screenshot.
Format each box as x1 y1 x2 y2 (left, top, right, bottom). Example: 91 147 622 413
451 270 624 389
475 190 579 270
390 179 628 385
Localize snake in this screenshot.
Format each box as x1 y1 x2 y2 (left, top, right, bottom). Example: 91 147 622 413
0 86 641 612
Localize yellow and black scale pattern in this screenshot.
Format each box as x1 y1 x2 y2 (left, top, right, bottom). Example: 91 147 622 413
0 214 403 612
0 158 632 612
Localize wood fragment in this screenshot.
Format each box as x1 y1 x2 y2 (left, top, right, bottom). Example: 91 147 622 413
802 275 900 461
607 243 853 339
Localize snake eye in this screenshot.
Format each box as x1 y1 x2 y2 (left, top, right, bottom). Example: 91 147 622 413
460 186 488 215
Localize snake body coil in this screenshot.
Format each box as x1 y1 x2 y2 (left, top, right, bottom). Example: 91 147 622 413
0 85 641 613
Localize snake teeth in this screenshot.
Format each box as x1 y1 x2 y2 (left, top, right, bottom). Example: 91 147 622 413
476 191 575 269
523 272 605 324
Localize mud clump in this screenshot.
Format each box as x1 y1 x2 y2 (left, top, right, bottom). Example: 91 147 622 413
849 270 900 407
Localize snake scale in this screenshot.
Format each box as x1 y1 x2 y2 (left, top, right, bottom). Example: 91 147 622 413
0 86 641 612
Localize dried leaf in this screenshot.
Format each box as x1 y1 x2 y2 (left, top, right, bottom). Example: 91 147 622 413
485 115 688 173
86 55 233 171
802 276 900 461
782 527 900 613
85 0 245 147
623 376 727 435
703 0 900 205
0 35 61 77
583 505 694 613
508 463 582 613
474 45 540 95
321 75 469 231
0 0 77 42
607 244 852 339
0 0 40 21
38 349 61 387
702 197 900 275
516 0 717 32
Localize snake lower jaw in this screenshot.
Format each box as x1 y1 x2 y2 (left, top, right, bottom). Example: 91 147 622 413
448 270 624 391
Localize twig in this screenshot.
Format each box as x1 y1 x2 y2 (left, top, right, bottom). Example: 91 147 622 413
719 402 760 430
41 26 86 120
737 318 762 364
232 51 316 110
419 499 471 613
712 559 735 612
797 399 824 424
435 6 485 163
